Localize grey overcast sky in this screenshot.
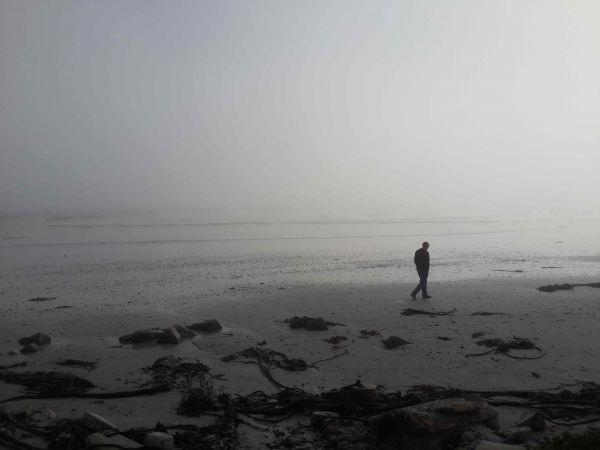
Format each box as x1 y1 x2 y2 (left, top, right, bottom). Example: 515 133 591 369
1 1 599 219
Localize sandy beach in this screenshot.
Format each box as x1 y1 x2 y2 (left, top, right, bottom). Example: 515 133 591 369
2 271 600 448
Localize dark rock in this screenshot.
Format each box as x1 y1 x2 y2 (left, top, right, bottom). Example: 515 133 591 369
538 283 573 292
472 332 485 338
31 332 51 345
382 336 412 349
519 413 545 431
360 329 380 336
18 336 32 346
288 316 310 329
188 319 222 332
310 411 340 429
436 336 451 341
173 325 195 338
20 344 38 354
157 326 181 345
118 329 164 345
325 336 347 344
28 297 57 302
305 318 328 331
370 397 498 449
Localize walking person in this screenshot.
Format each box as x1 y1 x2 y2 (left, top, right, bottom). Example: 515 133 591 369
411 242 431 299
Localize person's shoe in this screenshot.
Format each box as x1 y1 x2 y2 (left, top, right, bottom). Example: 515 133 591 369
423 295 432 299
410 293 417 299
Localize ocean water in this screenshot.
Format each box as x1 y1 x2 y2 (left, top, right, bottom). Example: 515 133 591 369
1 216 598 301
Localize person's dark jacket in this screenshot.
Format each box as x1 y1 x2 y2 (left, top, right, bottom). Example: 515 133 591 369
414 248 429 271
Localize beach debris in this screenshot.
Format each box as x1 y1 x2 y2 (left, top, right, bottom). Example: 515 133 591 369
382 336 412 349
142 355 209 390
223 347 308 389
178 387 215 416
0 370 95 394
118 328 164 345
82 411 119 431
472 311 506 316
285 316 344 330
144 431 174 450
466 337 543 359
492 269 524 273
519 412 546 431
27 296 57 302
188 319 222 332
538 282 600 292
87 431 142 449
401 308 455 316
475 441 526 450
325 335 347 345
157 326 181 345
531 371 541 378
54 359 98 371
20 343 39 354
360 329 380 336
19 332 51 346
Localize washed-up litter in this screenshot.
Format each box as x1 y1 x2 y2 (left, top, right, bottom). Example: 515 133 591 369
538 282 600 292
401 308 456 316
466 337 543 360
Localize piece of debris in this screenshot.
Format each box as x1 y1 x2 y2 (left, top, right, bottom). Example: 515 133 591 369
436 336 451 341
401 308 455 316
28 297 57 302
360 329 380 336
285 316 343 330
538 282 600 292
382 336 412 349
119 328 164 345
19 332 51 346
472 311 506 316
187 319 222 332
325 336 347 345
531 371 541 379
472 331 486 338
142 355 209 390
54 359 98 371
82 411 119 431
467 337 543 359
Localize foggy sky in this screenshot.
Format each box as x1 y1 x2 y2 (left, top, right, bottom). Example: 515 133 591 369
1 1 599 220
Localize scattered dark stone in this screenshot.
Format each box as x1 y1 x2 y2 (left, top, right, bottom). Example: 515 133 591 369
28 297 57 302
55 305 73 309
538 282 600 292
54 359 98 371
285 316 341 330
471 311 505 316
382 336 412 349
325 336 347 345
436 336 451 341
157 326 181 345
531 371 541 378
119 329 164 345
360 329 380 336
370 397 498 448
188 319 222 332
173 325 195 338
472 332 485 338
305 318 328 331
18 332 51 346
401 308 455 316
0 370 95 393
20 343 38 354
257 340 267 346
519 413 546 431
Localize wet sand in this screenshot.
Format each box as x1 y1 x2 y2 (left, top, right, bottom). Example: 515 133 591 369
2 276 600 447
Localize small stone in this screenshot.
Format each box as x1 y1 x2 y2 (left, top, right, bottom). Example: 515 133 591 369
20 344 38 354
472 332 485 338
31 333 51 345
305 318 328 331
173 325 195 338
382 336 412 349
119 329 163 344
157 326 181 345
188 319 222 332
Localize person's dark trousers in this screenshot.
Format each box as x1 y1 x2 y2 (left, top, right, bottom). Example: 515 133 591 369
411 269 428 297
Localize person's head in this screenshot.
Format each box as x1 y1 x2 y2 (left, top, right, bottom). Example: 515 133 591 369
422 241 429 250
